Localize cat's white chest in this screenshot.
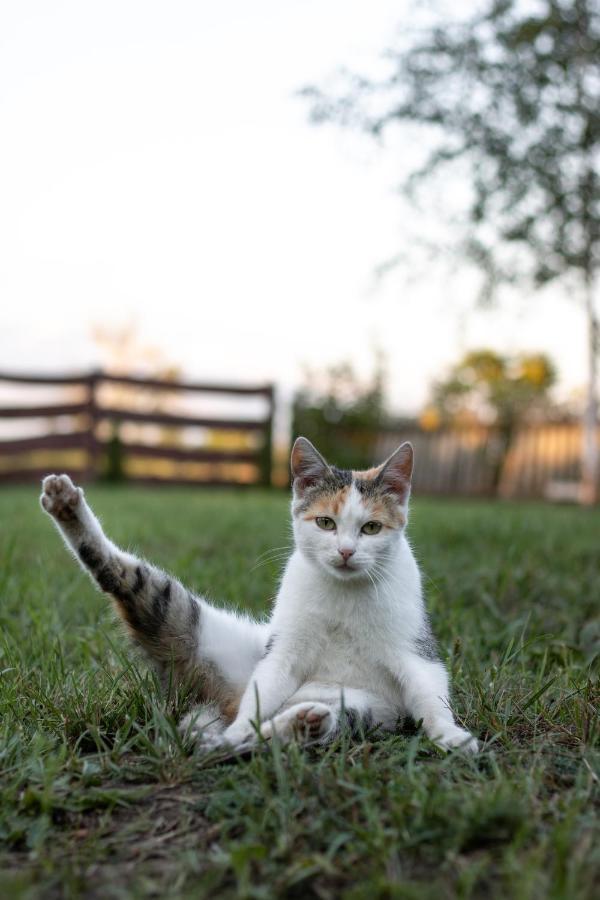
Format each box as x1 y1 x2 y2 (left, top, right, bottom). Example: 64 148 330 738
291 601 398 703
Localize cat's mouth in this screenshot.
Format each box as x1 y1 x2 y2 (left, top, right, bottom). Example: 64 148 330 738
331 560 362 577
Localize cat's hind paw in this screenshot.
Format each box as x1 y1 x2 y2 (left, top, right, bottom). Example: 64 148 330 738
178 705 227 751
432 724 479 754
260 702 334 744
40 474 83 522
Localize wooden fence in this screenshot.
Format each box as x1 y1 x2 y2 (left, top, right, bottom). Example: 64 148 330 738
0 371 274 486
0 371 590 498
375 422 590 500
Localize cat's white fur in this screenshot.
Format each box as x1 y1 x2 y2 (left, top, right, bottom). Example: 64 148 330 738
40 437 478 754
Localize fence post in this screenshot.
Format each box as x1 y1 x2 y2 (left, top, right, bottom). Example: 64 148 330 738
85 370 101 480
259 386 274 487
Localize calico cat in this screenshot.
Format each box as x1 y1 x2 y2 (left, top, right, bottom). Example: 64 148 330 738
40 437 478 753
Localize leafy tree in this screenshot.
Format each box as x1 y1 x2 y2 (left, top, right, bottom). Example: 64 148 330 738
425 348 556 488
303 0 600 502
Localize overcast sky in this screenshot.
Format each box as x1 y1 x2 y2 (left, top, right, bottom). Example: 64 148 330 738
0 0 584 414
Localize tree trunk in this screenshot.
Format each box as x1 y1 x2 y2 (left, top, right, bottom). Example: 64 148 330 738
581 279 599 505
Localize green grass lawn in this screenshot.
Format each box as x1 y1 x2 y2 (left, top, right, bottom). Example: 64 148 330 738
0 486 598 899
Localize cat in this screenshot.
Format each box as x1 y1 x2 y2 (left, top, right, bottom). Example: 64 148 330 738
40 437 478 754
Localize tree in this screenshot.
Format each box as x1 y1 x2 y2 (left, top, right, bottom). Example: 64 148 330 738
424 348 556 489
303 0 600 502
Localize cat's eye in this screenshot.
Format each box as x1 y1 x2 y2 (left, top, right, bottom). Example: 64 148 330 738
316 516 336 531
361 521 382 535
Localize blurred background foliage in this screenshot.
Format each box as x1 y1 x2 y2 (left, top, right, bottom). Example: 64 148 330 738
291 347 558 475
422 349 558 489
291 352 395 469
426 350 557 432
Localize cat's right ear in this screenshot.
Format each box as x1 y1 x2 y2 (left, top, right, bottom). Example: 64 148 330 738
291 437 331 492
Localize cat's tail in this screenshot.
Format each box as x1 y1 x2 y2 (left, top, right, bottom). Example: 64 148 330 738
40 474 268 714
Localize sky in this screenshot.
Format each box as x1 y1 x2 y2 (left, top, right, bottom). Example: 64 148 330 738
0 0 585 418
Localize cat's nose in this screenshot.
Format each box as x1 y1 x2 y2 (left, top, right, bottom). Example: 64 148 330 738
338 547 355 562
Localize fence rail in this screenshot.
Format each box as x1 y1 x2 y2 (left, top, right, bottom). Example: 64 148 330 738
0 370 274 487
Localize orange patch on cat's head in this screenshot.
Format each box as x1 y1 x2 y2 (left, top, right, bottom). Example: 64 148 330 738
352 466 381 481
353 465 405 527
352 465 382 481
362 496 405 530
302 485 350 520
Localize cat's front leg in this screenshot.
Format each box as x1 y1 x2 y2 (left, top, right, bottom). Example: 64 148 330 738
394 653 479 753
214 651 301 751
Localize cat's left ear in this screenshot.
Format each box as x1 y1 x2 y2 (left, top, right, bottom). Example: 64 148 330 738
377 442 413 502
291 436 331 492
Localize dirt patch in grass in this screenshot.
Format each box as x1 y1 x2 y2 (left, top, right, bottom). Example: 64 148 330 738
0 782 222 898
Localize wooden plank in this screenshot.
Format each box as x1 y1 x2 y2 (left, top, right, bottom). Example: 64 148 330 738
0 406 267 429
0 468 257 487
0 403 88 419
0 372 92 386
0 370 273 396
0 468 88 484
125 475 257 488
97 407 268 430
100 373 274 397
121 443 259 463
0 432 89 454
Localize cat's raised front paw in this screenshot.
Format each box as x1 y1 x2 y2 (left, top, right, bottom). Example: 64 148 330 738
40 474 83 522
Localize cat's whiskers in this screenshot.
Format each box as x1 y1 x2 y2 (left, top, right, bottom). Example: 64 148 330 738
250 544 294 572
253 547 292 558
250 555 292 573
365 567 380 604
370 572 393 598
253 544 294 563
370 562 400 597
373 550 401 561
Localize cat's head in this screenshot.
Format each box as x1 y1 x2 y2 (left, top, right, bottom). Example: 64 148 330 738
290 436 413 581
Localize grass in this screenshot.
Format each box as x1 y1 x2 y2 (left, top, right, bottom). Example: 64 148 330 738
0 485 598 899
